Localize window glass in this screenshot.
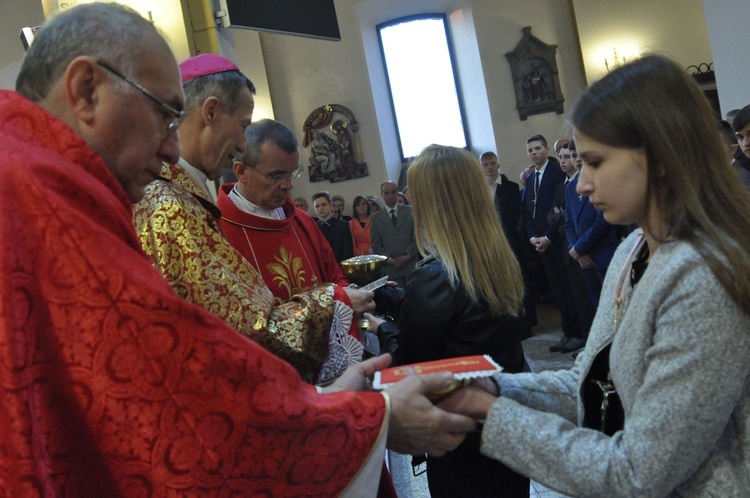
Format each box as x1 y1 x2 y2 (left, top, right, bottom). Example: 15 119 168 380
378 15 469 160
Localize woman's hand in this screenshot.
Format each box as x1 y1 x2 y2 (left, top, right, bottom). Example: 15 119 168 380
364 312 385 333
437 386 498 421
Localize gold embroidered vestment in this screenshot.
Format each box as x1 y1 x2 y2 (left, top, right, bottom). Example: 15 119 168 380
133 163 334 383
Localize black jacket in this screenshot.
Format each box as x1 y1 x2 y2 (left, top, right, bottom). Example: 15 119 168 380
386 255 526 373
523 157 565 242
316 217 353 263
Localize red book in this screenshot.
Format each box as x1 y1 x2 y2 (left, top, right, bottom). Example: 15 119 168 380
373 355 502 390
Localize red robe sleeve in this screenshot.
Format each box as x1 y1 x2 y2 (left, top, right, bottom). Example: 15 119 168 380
0 91 386 497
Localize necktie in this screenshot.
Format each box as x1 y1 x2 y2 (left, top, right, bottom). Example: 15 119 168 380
533 172 540 218
390 209 397 227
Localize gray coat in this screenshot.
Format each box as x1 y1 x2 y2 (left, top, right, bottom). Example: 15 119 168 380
482 231 750 497
370 204 418 282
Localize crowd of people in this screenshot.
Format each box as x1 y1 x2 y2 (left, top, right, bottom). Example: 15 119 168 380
297 183 412 263
2 3 750 498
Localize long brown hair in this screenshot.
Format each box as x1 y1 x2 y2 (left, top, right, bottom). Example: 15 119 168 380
408 145 523 316
571 54 750 314
351 195 371 219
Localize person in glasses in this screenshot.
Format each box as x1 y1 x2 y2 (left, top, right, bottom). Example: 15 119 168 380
217 120 373 315
133 55 364 385
1 4 476 496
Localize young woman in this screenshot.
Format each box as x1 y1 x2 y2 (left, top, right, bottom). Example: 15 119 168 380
370 145 529 497
349 194 373 255
442 54 750 497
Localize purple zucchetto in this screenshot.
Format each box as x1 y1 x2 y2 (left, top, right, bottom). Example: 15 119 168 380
179 53 239 83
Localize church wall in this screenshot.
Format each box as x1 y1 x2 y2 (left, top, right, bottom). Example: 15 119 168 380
0 0 725 211
571 0 713 84
258 0 588 207
702 0 748 114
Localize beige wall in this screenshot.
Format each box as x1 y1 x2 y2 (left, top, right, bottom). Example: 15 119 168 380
0 1 44 90
256 0 588 207
0 0 192 90
571 0 712 83
0 0 725 210
703 0 748 114
469 0 586 179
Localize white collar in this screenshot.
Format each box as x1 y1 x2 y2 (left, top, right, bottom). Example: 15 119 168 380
537 159 549 175
228 185 286 220
178 157 215 202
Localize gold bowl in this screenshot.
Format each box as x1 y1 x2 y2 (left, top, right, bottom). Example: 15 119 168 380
340 254 388 286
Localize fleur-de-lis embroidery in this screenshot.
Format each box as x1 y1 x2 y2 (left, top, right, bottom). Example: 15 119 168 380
267 246 307 300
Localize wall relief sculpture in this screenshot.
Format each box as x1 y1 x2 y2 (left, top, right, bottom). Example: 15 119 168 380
302 104 369 183
506 27 565 121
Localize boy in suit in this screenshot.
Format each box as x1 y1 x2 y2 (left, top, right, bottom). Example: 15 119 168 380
523 135 583 352
314 191 354 263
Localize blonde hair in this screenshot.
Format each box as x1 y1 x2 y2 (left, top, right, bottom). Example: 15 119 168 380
408 145 524 316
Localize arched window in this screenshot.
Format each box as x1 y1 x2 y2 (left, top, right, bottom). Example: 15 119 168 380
377 14 470 161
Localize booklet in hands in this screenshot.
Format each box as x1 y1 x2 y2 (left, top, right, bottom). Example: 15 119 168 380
373 355 502 402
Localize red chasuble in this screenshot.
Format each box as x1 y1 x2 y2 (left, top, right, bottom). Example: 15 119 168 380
0 90 385 496
217 185 350 304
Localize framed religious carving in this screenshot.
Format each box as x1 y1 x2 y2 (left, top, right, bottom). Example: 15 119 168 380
506 27 564 121
302 104 369 183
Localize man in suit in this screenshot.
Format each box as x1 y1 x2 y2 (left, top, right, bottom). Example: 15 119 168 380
565 139 620 307
523 135 583 352
370 180 418 288
482 151 536 336
481 151 521 252
547 141 595 350
313 191 354 262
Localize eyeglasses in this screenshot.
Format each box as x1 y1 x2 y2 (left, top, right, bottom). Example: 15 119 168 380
250 164 304 185
97 61 185 135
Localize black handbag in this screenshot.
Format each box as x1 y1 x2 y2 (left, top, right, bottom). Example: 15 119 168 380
581 344 624 436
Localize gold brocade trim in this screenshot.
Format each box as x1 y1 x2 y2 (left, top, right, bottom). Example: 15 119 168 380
134 175 336 383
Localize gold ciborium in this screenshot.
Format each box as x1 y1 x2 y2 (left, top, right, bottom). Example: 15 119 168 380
339 254 388 287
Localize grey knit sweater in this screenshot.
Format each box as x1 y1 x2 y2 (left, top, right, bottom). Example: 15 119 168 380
482 231 750 497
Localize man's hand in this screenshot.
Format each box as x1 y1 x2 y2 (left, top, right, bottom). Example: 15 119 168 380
386 372 476 456
577 253 595 269
531 236 551 253
390 254 412 269
322 353 392 393
344 287 375 314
